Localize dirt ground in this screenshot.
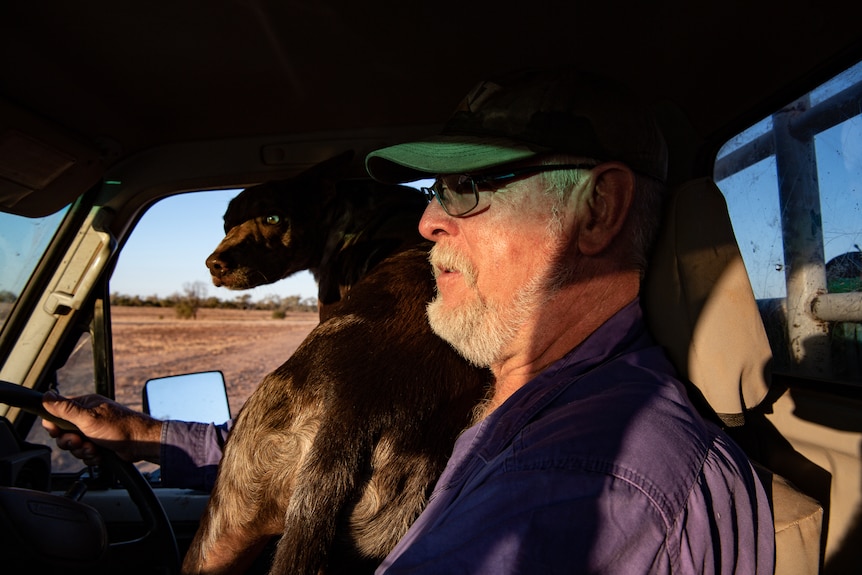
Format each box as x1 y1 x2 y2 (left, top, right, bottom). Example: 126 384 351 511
58 306 319 417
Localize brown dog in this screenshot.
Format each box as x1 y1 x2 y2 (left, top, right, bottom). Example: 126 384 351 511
185 154 492 574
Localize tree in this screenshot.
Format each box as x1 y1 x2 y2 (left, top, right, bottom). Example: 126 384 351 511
175 281 208 319
234 293 253 310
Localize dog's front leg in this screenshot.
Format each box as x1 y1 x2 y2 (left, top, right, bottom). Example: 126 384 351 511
269 418 374 575
183 470 281 575
182 414 295 573
183 526 271 575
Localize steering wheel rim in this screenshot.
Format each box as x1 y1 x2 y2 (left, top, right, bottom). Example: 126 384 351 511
0 381 180 574
101 450 181 574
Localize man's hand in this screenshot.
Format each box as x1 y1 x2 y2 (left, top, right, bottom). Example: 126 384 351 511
41 391 163 465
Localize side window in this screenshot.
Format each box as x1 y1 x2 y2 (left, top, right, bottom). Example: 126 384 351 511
714 61 862 382
107 190 319 418
27 190 319 473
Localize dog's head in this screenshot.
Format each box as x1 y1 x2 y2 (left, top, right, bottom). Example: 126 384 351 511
205 151 352 290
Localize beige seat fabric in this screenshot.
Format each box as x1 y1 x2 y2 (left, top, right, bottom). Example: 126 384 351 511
769 469 824 575
643 178 770 423
642 178 823 574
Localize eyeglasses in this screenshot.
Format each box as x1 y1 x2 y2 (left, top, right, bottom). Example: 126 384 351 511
420 164 597 217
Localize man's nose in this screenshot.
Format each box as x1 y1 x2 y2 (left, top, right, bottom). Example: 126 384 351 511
418 198 452 241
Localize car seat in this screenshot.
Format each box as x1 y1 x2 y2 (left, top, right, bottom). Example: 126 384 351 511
642 177 824 575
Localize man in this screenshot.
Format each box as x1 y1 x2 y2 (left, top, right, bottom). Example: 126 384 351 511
363 68 774 573
45 68 774 572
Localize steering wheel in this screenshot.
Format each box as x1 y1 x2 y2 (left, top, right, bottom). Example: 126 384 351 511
0 381 181 574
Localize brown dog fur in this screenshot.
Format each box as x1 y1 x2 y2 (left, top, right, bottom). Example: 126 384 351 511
185 154 492 574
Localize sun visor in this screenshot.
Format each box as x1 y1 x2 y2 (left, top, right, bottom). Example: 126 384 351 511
0 99 105 217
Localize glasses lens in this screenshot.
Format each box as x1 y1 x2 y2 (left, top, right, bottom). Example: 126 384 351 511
436 175 478 216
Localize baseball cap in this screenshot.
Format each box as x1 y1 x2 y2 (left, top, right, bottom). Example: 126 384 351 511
366 68 667 184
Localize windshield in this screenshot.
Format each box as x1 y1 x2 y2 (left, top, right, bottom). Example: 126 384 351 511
0 208 69 331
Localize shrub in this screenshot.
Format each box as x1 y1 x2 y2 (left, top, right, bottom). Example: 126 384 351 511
175 302 197 319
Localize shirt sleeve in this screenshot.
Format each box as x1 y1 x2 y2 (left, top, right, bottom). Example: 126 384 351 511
159 419 233 491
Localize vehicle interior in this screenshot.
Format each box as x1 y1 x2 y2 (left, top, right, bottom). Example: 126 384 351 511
1 1 860 573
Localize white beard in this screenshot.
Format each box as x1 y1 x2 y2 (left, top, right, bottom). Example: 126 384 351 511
426 230 569 368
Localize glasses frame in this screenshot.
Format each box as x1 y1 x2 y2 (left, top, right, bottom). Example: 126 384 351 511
420 163 597 217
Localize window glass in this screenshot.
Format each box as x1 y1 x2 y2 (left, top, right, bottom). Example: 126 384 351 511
715 60 862 381
716 153 785 299
106 190 319 419
25 189 322 474
0 209 68 331
29 330 100 473
815 119 862 279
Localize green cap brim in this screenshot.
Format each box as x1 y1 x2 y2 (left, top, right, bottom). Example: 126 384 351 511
366 135 544 183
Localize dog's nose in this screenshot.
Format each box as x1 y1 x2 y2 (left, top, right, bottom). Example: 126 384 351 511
206 252 229 277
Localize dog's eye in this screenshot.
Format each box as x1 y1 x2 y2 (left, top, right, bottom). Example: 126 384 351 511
265 215 281 225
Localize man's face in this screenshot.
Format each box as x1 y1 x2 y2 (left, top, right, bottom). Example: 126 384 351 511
420 172 578 367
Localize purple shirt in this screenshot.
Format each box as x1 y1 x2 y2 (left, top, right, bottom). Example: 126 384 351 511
159 419 232 490
376 300 774 574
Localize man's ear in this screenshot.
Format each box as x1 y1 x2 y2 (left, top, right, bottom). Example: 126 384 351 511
576 162 635 256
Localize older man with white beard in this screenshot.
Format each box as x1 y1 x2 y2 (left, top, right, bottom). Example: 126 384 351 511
365 68 775 574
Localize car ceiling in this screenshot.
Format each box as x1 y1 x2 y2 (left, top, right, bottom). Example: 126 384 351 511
1 0 861 216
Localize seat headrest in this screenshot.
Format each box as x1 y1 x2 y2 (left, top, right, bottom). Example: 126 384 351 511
643 178 771 426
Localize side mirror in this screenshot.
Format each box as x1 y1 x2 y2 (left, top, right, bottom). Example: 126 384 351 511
142 371 231 423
